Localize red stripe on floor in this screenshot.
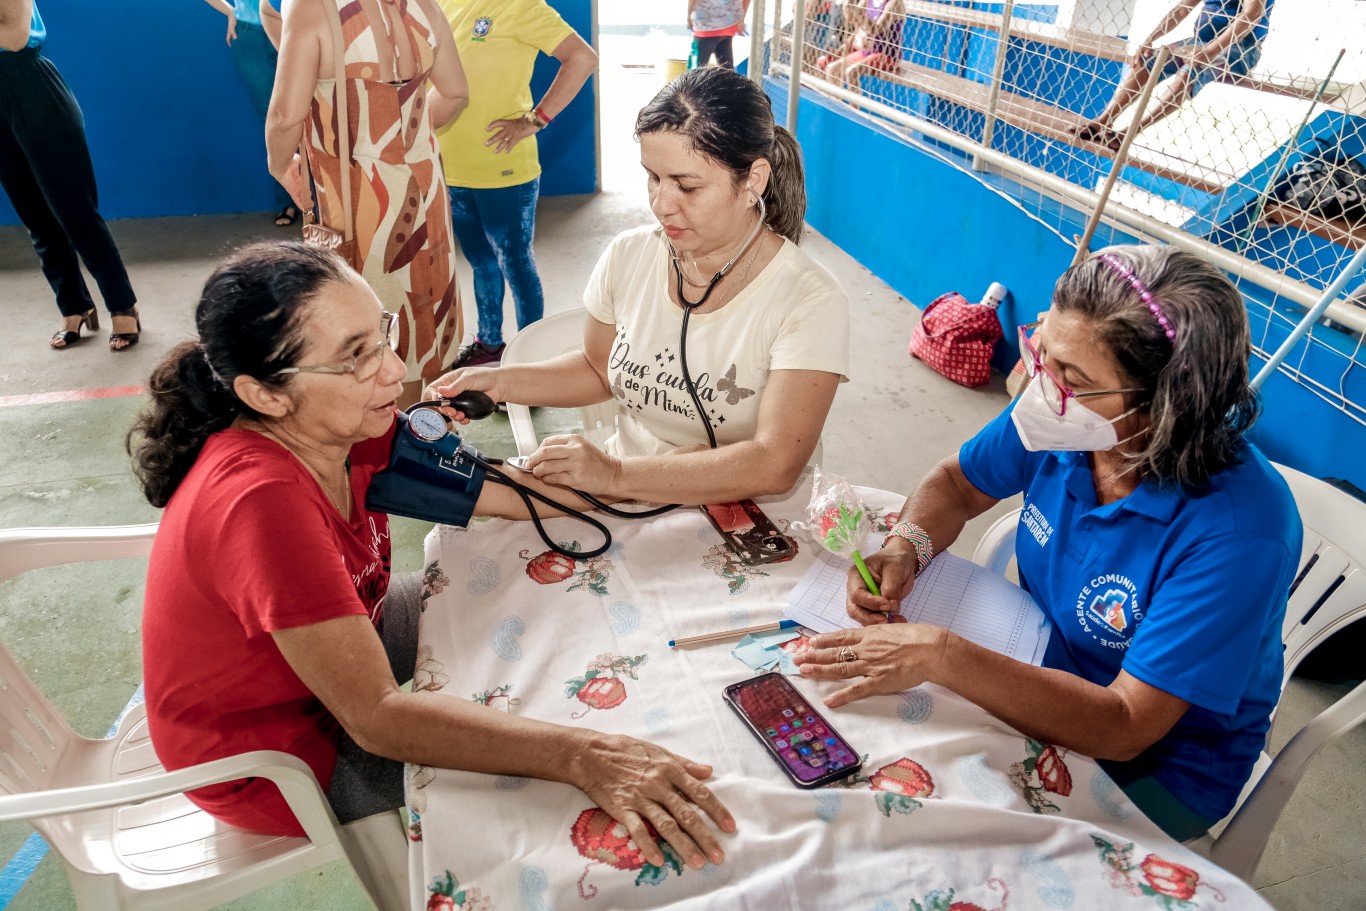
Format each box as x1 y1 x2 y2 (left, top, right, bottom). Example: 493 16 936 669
0 385 146 408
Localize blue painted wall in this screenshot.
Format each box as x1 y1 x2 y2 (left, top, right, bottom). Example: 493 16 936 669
775 80 1366 490
779 83 1073 366
0 0 595 226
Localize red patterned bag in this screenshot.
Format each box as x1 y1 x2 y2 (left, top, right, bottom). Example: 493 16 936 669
908 291 1003 388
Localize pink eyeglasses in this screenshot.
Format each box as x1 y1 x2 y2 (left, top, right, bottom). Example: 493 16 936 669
1017 322 1141 416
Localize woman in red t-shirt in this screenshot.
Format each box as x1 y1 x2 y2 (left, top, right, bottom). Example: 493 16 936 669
128 242 734 872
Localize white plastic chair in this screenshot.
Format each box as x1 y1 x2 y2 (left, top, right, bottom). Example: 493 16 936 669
501 309 617 457
968 464 1366 881
0 524 408 911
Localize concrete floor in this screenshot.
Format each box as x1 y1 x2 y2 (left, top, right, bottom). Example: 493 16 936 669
1 44 1363 911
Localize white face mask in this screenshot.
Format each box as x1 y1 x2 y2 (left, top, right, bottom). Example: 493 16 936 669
1011 374 1138 453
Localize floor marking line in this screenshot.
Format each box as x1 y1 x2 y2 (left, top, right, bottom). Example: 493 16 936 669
0 386 145 409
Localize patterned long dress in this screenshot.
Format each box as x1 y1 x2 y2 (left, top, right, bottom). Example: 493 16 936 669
305 0 461 382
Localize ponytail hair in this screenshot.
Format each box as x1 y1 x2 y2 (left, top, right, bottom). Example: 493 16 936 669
764 125 806 244
127 242 348 507
635 66 807 243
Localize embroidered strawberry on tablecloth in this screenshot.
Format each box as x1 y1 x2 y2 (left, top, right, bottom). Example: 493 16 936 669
521 542 613 596
1091 834 1224 908
570 807 686 898
1009 739 1073 813
869 757 936 816
565 653 647 718
826 755 937 817
426 869 494 911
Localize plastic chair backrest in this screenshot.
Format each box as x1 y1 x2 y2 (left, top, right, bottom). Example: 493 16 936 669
0 638 75 802
0 524 408 910
0 525 156 809
1274 464 1366 685
500 310 617 457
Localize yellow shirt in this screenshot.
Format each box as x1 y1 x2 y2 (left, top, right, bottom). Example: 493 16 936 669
436 0 574 188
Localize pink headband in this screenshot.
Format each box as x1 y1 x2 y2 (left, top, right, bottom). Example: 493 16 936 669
1099 253 1176 343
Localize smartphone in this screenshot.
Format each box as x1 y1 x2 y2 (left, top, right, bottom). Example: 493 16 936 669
723 672 863 788
701 500 797 566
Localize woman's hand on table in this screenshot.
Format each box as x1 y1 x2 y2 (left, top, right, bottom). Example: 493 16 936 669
571 733 736 870
425 367 505 424
845 539 918 625
794 624 952 708
526 434 622 493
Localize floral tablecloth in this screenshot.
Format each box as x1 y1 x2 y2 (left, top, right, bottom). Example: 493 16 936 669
408 480 1268 911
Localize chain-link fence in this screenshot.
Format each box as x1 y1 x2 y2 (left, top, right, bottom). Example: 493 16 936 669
753 0 1366 427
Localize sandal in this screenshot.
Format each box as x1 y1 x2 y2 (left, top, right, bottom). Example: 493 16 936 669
275 205 300 227
50 309 98 349
109 307 141 352
1076 123 1123 151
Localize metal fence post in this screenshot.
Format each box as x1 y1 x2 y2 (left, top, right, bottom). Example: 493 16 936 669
1073 45 1170 264
974 0 1016 172
1232 49 1344 256
1251 245 1366 390
786 0 807 133
749 0 769 85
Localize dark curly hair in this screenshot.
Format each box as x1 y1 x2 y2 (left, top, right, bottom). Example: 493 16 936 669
1052 245 1260 489
127 242 348 507
635 65 806 243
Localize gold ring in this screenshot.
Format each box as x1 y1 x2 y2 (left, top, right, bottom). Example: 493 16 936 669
838 645 857 663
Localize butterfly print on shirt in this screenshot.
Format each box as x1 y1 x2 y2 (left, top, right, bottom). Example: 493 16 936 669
716 364 755 406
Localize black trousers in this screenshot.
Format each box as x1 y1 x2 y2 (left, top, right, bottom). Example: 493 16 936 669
695 35 735 69
0 46 135 318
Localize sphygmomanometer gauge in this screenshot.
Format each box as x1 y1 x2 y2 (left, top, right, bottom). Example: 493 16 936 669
407 407 449 443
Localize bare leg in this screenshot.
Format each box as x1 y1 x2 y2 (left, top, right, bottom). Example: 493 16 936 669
1130 67 1197 136
825 56 850 88
843 61 870 95
1083 60 1154 132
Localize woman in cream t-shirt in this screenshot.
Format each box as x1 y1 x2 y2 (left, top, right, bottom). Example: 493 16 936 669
428 66 850 506
586 223 846 458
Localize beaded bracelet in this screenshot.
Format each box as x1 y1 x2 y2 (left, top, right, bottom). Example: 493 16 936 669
884 520 934 576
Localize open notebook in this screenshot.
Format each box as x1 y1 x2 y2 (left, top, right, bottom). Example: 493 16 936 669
785 545 1051 666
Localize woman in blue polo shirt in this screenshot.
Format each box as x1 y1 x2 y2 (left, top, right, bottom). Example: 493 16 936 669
795 245 1301 840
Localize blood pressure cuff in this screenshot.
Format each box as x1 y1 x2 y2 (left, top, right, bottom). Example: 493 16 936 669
365 416 487 527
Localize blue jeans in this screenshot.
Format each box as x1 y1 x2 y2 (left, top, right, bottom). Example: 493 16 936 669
230 22 292 210
447 179 543 348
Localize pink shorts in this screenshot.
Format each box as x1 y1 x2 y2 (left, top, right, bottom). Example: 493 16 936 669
818 50 897 72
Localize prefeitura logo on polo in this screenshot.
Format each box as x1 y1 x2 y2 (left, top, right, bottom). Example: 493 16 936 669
1074 573 1143 649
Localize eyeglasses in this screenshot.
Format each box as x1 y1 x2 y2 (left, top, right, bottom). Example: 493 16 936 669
275 311 397 383
1017 322 1142 416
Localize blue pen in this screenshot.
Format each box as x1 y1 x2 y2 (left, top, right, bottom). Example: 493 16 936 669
668 618 799 649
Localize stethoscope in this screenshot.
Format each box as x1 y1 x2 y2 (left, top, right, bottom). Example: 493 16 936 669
404 194 770 558
670 192 768 449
